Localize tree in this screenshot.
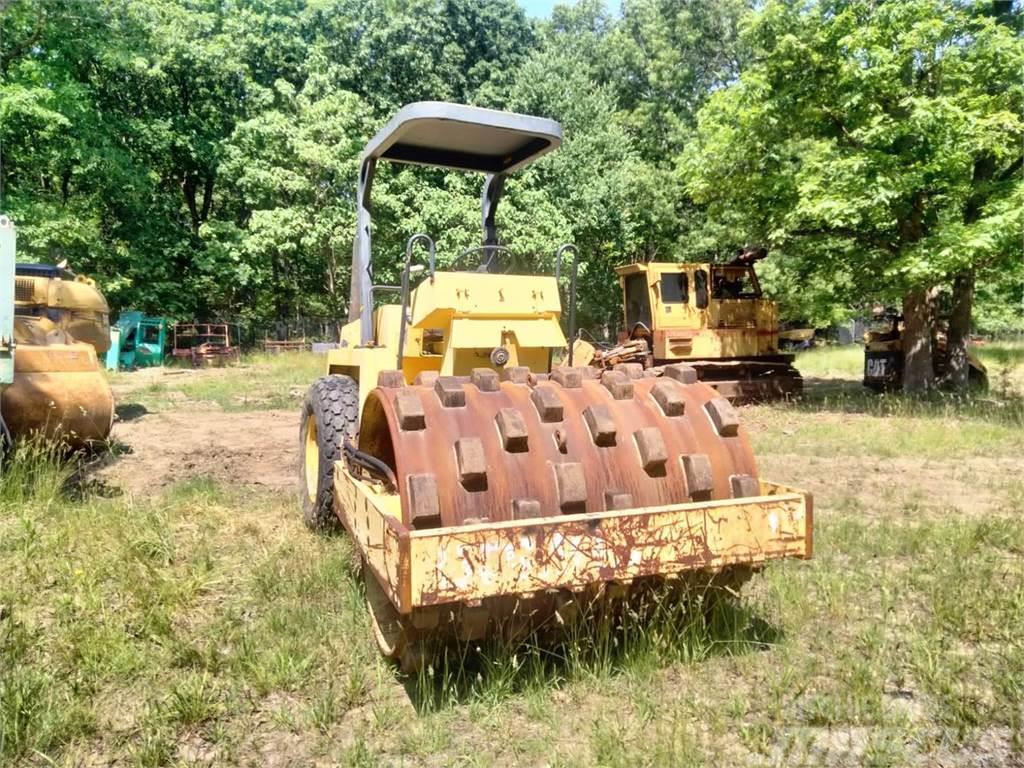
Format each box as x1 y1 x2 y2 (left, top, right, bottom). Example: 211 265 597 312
507 24 651 332
608 0 750 160
684 0 1024 392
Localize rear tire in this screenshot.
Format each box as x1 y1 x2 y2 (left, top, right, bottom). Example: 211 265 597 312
968 366 988 392
299 375 358 532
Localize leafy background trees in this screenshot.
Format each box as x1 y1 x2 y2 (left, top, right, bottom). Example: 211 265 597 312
1 0 1021 387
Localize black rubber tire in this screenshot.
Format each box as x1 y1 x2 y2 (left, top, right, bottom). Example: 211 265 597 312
968 366 989 392
299 375 359 532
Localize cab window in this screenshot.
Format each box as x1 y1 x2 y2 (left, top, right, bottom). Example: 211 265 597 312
142 325 162 345
660 272 689 303
623 273 652 328
711 266 761 299
694 270 709 309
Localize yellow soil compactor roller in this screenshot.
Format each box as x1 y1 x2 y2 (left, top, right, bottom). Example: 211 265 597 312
0 215 114 449
298 103 812 670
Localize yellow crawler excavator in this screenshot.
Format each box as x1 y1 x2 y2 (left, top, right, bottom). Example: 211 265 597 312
575 249 803 402
297 103 812 670
0 215 114 448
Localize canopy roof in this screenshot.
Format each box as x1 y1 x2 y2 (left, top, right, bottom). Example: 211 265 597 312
362 101 562 174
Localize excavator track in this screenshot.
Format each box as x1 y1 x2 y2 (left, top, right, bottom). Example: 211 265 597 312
677 356 803 403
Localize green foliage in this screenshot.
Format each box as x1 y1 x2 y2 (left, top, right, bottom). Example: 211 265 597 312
683 0 1024 320
2 0 1019 335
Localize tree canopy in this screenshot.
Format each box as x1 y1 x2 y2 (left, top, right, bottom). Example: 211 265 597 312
2 0 1021 353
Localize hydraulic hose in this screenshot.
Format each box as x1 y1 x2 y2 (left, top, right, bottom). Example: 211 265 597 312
343 438 397 491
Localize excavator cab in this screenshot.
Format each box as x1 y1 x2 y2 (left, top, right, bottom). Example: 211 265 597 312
609 258 802 402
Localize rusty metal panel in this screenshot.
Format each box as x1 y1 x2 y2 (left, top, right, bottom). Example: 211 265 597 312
406 483 810 608
333 468 410 612
358 373 761 529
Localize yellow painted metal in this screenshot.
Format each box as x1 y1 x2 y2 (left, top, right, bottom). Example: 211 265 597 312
335 464 811 614
325 271 567 410
334 469 407 610
408 273 561 327
615 262 781 361
304 413 319 502
14 271 111 354
4 265 115 444
2 335 114 445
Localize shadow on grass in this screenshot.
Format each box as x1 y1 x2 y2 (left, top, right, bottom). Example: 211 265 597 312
0 435 132 501
115 402 149 422
401 587 783 712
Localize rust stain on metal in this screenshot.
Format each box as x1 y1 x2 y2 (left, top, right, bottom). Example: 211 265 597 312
357 371 760 529
338 366 812 641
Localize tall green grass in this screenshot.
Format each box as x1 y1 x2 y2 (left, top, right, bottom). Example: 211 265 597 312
3 471 1023 764
0 441 89 760
408 577 777 713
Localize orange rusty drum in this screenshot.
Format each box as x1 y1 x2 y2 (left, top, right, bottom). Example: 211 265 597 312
357 364 759 530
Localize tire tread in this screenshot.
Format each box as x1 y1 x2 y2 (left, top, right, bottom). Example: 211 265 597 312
300 375 359 532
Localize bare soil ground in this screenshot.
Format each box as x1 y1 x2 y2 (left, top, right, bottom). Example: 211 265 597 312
99 366 1018 521
98 408 298 495
99 402 1019 526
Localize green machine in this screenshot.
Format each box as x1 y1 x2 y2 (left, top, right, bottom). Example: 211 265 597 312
107 311 167 370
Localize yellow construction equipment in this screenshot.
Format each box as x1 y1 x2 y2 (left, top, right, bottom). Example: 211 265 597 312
0 215 114 447
577 251 803 402
863 307 988 392
298 103 812 670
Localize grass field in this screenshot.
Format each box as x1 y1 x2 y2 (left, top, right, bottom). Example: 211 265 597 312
2 344 1023 766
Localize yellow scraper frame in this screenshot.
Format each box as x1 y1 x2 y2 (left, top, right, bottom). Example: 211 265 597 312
335 465 812 614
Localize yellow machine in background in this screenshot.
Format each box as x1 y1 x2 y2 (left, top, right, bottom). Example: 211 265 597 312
863 308 988 392
298 103 812 671
0 216 114 447
579 253 802 402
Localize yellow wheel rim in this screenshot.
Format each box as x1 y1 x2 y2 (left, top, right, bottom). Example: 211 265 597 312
303 413 319 503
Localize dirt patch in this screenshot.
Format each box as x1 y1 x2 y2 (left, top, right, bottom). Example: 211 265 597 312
759 452 1021 520
97 408 298 495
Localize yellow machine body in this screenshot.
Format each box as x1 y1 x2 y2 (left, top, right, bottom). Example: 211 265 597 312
327 272 564 411
863 313 988 391
608 261 802 401
14 269 111 353
3 263 114 445
617 262 781 359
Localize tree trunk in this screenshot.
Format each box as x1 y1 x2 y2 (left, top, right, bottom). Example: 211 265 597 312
945 270 975 391
182 174 200 236
902 286 936 394
200 175 214 224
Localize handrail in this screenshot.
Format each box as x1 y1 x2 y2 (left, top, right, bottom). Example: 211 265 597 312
397 234 436 368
